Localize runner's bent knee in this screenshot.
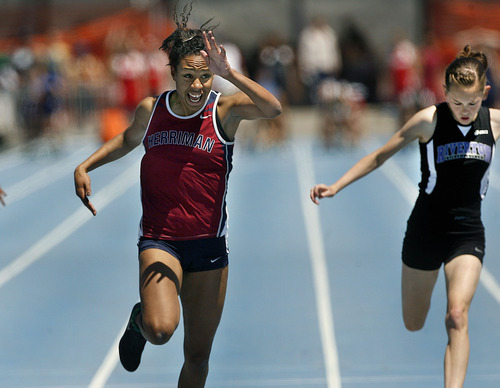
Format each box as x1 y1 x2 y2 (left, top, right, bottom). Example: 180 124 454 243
141 315 178 345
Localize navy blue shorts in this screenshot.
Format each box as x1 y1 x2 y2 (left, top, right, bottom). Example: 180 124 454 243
138 236 229 272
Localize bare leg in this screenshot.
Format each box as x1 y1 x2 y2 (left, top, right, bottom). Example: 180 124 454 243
443 255 482 388
401 263 440 331
137 248 183 345
178 266 228 388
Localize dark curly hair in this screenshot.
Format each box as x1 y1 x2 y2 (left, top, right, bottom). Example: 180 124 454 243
445 44 489 90
159 1 218 70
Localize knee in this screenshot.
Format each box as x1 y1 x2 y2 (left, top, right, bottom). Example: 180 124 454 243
402 299 431 332
445 305 468 332
403 310 426 332
184 341 213 370
403 317 425 332
141 317 178 345
184 350 210 374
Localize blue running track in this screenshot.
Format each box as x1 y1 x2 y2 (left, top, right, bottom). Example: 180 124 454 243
1 126 500 388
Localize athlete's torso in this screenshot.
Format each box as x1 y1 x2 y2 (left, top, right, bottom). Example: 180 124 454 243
418 102 495 214
139 90 234 240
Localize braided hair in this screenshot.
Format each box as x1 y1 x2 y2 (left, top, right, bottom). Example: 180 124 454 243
445 44 489 90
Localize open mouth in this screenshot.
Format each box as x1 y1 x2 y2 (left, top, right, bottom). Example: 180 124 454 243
188 93 202 103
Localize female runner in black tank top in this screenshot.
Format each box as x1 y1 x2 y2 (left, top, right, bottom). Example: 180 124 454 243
310 45 500 388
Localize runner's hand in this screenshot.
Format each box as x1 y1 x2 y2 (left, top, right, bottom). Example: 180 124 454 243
310 184 336 205
201 31 231 78
74 167 97 216
0 187 6 207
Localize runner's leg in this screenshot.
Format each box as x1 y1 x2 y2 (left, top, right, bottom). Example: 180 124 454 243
401 263 440 331
443 255 482 388
178 266 228 388
137 248 183 345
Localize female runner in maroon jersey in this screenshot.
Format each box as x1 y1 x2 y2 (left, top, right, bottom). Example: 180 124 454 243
311 45 500 387
74 5 281 387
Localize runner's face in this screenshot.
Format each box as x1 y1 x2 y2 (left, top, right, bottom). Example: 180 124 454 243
171 54 214 115
445 83 489 125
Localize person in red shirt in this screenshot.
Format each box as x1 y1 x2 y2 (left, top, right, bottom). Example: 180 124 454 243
74 6 281 387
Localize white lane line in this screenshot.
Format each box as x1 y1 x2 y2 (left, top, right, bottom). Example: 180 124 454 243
293 141 342 388
481 170 500 300
88 321 128 388
368 144 500 306
0 160 140 288
377 158 418 205
489 169 500 191
479 265 500 304
3 145 95 205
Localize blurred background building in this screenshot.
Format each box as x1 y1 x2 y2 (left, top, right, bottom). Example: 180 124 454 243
0 0 499 149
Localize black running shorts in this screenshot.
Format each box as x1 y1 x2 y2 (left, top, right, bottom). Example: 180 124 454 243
402 197 485 271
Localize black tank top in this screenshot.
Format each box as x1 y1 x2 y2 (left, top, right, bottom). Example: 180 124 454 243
418 102 495 213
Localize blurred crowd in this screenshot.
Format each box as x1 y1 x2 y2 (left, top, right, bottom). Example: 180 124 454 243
0 26 171 152
0 11 499 151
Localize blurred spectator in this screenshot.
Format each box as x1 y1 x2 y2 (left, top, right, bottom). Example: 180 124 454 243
108 28 147 113
39 63 64 146
0 51 19 146
45 30 72 72
143 34 171 96
67 41 107 132
339 20 379 103
479 44 499 108
11 36 35 75
16 60 44 145
389 32 433 127
389 33 419 99
317 78 365 148
250 32 294 148
297 16 341 105
254 33 294 98
10 36 39 145
421 33 445 104
38 31 72 147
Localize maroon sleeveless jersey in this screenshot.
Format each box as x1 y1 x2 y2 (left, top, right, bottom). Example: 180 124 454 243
139 90 234 240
